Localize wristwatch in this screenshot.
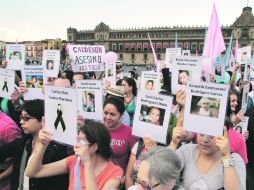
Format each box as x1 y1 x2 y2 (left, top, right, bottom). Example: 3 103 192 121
222 158 235 168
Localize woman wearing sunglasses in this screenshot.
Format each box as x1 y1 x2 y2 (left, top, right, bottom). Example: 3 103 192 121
25 120 123 190
0 99 69 190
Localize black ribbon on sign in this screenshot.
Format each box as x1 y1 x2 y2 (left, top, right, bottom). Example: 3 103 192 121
54 109 66 132
2 81 8 92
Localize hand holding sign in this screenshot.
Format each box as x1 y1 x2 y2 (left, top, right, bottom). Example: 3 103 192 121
213 126 230 158
176 89 186 107
233 109 244 125
39 117 53 146
143 136 157 151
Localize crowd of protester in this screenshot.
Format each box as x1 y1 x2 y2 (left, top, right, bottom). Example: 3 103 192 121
0 57 253 190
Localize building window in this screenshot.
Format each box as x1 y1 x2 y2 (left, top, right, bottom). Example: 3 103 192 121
191 44 197 52
157 54 161 60
119 44 123 51
144 54 148 60
131 54 135 60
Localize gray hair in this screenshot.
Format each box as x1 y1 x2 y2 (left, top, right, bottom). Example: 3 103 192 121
143 146 181 186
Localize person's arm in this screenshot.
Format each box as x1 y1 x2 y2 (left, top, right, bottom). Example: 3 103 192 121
25 128 68 178
214 127 241 190
0 160 13 181
125 154 136 189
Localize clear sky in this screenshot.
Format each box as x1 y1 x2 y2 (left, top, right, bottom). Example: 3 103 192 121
0 0 252 42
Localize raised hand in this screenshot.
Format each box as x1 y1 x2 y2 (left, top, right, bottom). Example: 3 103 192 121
18 81 28 95
143 136 157 151
176 89 186 108
38 117 53 146
213 126 230 158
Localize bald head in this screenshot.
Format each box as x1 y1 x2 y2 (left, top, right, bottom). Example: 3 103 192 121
53 77 71 88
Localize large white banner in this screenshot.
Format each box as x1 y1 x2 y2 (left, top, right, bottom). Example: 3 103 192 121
69 45 105 72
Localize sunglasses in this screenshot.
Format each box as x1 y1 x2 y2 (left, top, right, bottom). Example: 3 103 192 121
20 115 36 122
134 176 160 190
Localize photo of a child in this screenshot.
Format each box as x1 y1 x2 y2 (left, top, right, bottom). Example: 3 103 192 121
139 105 165 126
82 91 95 112
26 75 43 88
107 68 113 77
9 51 22 61
178 70 191 85
215 65 222 76
46 60 54 70
145 80 154 90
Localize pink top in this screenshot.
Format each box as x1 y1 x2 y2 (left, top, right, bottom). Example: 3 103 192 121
0 111 22 145
66 155 123 190
228 127 248 164
110 124 138 173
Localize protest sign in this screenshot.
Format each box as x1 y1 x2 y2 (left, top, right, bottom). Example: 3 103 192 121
104 62 116 85
6 44 25 70
132 91 172 144
171 56 202 94
44 86 77 145
164 48 181 70
76 80 103 120
0 68 15 99
184 81 229 136
212 60 225 81
42 50 60 77
237 46 251 65
235 116 249 136
22 66 44 100
241 83 250 112
69 45 105 72
140 71 160 92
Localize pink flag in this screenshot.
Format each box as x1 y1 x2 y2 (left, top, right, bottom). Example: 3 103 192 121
202 3 226 59
147 33 158 65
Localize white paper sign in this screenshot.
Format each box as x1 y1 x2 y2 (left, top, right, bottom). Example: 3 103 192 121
6 44 25 70
235 116 249 136
69 45 105 72
184 81 229 136
76 80 103 120
0 68 15 99
140 71 160 92
42 50 60 77
212 61 225 81
105 62 116 85
22 66 44 100
132 91 173 144
45 86 77 145
171 56 202 94
241 61 251 81
164 48 181 70
241 83 250 112
237 46 251 65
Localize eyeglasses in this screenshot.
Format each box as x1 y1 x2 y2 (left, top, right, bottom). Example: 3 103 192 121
77 139 91 146
133 176 161 190
20 115 36 122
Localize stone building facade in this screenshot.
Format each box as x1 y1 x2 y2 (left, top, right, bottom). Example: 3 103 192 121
67 6 254 64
